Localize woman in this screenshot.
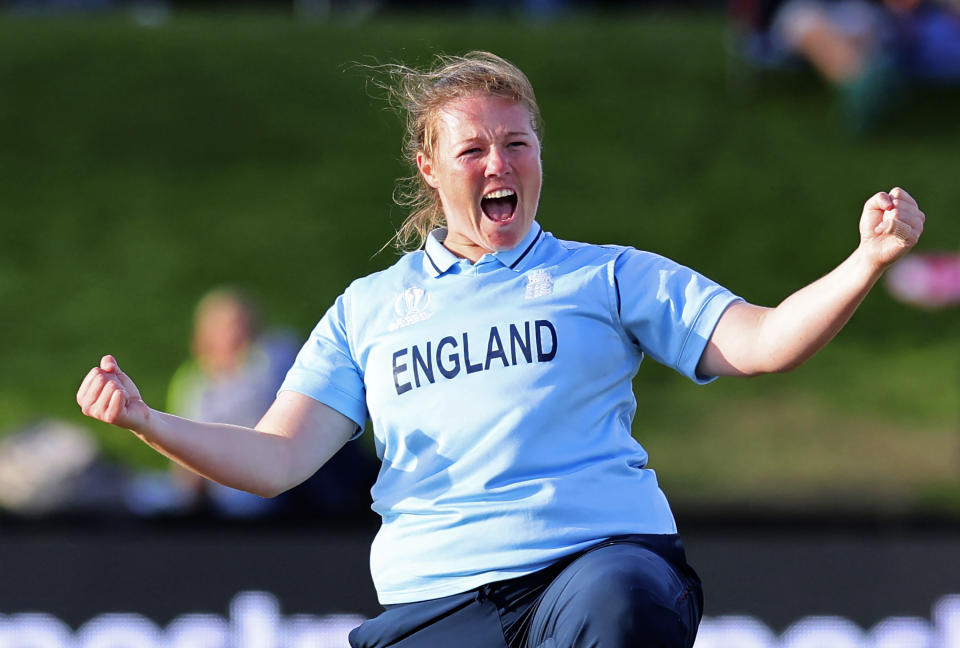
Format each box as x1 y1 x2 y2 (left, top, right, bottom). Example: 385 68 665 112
77 52 925 647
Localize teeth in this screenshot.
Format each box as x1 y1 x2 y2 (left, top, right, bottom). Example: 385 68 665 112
483 189 516 200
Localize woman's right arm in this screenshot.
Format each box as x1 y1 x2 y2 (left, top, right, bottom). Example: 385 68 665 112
76 355 357 498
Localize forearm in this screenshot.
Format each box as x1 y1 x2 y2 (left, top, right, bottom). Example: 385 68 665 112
752 246 882 373
133 411 299 498
78 360 355 497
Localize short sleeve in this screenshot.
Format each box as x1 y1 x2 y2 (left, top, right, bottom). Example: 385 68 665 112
613 248 742 384
278 291 368 433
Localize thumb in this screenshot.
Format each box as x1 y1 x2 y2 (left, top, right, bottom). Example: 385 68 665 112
100 354 142 398
100 355 134 387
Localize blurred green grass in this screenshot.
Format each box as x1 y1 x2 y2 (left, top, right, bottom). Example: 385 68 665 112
1 9 958 512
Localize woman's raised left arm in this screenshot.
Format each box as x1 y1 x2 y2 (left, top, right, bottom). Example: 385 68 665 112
697 187 925 377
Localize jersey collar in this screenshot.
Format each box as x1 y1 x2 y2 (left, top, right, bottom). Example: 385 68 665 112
423 228 459 277
423 221 544 278
490 221 543 271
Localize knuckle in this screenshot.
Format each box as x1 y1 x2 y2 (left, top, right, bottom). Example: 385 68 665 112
81 370 98 388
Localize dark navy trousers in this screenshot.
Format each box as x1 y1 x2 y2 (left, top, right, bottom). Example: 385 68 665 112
349 534 703 648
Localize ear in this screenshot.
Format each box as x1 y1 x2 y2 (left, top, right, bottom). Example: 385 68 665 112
417 151 439 189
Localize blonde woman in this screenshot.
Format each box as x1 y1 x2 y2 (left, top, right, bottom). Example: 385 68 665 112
78 51 924 647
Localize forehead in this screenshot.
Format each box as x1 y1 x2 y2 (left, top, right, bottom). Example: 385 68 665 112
433 94 535 144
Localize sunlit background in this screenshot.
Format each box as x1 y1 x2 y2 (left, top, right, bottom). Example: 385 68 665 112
1 1 959 646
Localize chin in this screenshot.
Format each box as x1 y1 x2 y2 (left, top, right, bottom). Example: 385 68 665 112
484 225 523 251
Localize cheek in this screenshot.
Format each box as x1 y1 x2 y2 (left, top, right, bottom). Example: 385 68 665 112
436 176 474 218
448 166 482 196
520 158 542 191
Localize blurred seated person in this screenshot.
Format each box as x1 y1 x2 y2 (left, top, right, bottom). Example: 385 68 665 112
734 0 960 130
128 288 377 520
885 249 960 307
162 288 282 516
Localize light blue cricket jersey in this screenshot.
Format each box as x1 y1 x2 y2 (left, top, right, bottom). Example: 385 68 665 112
280 221 741 605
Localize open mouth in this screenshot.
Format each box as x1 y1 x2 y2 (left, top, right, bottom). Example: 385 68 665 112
481 189 518 223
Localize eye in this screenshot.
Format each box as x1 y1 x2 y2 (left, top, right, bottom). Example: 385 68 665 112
508 141 527 148
458 147 482 157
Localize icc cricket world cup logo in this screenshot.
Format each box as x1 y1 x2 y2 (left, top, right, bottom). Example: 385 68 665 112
390 287 433 331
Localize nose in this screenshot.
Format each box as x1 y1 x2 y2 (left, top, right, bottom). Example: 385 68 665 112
485 146 511 177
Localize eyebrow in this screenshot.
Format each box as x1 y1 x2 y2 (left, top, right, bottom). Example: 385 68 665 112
454 131 533 146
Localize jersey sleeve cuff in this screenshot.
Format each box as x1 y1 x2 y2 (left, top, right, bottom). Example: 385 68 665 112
277 380 368 439
678 293 744 385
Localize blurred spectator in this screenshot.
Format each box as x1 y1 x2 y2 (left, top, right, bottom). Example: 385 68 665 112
127 287 377 521
167 288 285 429
0 419 129 516
733 0 960 130
885 250 960 307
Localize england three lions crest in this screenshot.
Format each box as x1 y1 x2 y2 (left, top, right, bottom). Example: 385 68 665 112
390 287 433 331
524 270 553 299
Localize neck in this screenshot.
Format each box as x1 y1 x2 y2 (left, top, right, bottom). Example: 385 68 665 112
442 235 491 264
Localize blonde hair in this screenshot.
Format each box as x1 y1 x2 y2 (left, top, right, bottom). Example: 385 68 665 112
374 51 542 252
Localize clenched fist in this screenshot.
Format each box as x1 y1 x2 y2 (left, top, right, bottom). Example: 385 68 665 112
859 187 925 269
77 355 151 431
